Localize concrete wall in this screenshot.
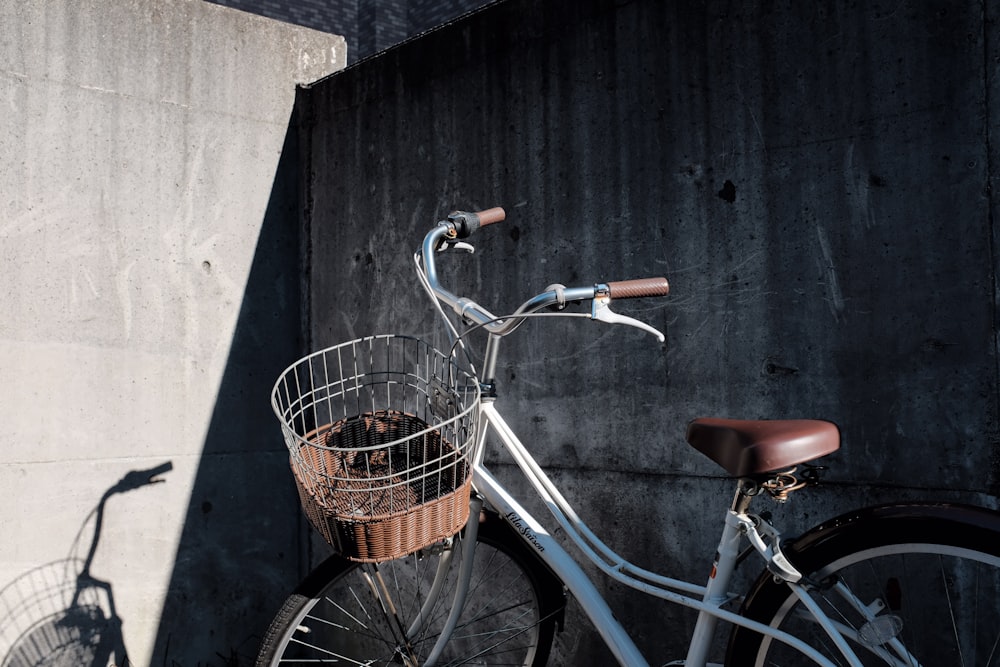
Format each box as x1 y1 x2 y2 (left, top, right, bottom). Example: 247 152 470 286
299 0 999 662
0 1 343 664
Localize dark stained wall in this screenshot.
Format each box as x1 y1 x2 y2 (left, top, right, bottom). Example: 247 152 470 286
297 0 999 661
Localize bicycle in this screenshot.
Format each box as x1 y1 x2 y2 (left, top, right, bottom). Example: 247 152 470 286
257 207 1000 666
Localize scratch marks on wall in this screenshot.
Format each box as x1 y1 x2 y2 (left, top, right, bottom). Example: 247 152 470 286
844 142 877 230
815 224 845 321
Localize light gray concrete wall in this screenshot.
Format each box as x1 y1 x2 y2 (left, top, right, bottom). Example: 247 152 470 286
300 0 999 663
0 1 343 664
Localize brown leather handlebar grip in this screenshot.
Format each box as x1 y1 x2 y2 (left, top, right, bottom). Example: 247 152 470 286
475 207 506 226
607 277 670 299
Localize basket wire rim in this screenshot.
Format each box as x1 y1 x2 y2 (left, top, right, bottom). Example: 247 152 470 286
270 334 480 433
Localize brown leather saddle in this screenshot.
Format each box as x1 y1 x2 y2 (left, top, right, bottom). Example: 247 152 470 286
686 417 839 478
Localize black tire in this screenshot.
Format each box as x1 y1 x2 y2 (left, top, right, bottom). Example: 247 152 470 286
726 502 1000 666
256 510 565 666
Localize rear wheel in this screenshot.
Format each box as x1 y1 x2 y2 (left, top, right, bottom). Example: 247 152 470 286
726 503 1000 666
256 510 564 666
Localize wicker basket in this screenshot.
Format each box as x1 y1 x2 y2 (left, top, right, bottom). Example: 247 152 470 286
272 335 480 562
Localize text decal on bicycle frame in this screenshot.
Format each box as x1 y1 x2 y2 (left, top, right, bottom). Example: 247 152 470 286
506 512 546 553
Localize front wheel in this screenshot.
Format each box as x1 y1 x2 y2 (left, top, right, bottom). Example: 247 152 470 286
727 502 1000 666
256 510 565 666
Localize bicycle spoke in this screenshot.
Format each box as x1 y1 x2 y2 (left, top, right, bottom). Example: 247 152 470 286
986 632 1000 667
939 557 967 667
439 606 565 667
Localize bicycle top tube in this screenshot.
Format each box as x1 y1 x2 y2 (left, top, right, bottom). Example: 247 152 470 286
416 207 671 342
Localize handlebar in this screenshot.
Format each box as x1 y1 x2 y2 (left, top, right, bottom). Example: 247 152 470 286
417 207 669 341
448 207 507 238
607 277 671 299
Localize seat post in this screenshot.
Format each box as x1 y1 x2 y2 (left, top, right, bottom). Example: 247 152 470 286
730 478 758 514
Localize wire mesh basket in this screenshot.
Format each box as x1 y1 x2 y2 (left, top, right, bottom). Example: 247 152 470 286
272 335 481 562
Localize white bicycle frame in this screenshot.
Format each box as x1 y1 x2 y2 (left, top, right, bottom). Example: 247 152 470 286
415 217 908 667
464 401 864 667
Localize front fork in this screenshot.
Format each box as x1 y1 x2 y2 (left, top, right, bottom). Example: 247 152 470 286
412 495 485 667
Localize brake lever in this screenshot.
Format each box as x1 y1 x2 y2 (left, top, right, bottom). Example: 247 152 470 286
592 296 665 343
438 240 475 254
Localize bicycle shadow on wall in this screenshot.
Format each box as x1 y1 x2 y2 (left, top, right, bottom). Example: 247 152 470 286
0 462 172 667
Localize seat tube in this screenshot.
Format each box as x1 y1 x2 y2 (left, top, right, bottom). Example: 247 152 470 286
684 505 746 666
